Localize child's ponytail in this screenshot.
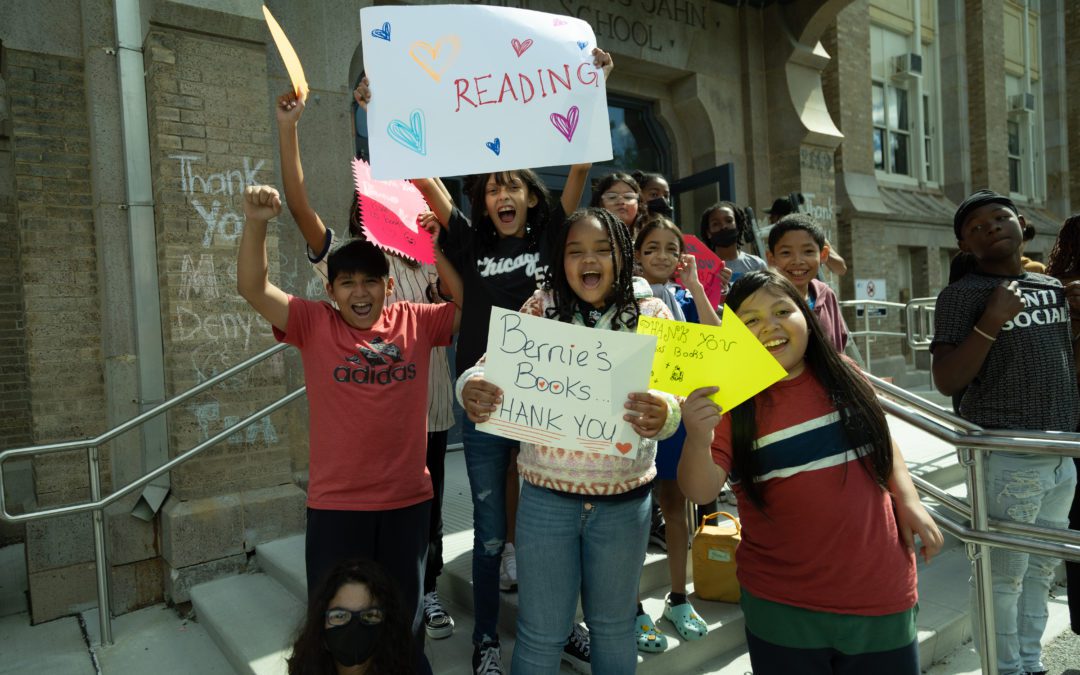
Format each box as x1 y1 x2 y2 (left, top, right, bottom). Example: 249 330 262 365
726 271 893 512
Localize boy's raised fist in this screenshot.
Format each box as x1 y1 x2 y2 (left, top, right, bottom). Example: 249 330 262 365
244 185 282 222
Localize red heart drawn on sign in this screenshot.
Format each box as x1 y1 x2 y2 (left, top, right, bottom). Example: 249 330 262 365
615 442 632 454
511 38 534 57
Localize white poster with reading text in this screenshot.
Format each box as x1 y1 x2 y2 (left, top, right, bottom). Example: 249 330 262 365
360 4 613 179
477 308 658 458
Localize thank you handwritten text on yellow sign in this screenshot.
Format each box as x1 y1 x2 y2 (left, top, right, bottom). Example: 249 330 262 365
636 315 787 412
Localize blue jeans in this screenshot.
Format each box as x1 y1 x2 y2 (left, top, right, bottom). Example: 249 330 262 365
462 419 516 645
971 452 1077 675
512 481 651 674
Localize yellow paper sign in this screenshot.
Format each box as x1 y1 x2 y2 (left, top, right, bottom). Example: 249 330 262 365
636 315 788 412
263 5 308 101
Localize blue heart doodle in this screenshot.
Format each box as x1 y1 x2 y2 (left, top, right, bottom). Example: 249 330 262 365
486 138 501 156
371 21 391 41
577 41 588 50
387 109 427 156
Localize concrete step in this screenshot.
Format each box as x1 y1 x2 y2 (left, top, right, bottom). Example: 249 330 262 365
632 546 976 674
257 533 306 602
189 572 303 675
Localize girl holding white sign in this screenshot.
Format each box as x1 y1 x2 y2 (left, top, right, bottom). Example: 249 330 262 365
459 207 682 674
678 270 943 675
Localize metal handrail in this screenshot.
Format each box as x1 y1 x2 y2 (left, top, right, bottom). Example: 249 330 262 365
865 371 1080 675
0 342 291 464
0 342 301 646
0 387 306 524
839 299 911 374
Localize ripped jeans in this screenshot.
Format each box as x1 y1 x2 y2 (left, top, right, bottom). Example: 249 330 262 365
971 452 1077 675
462 419 516 645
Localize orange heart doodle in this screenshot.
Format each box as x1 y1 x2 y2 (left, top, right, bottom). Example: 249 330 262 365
615 442 632 454
409 36 462 82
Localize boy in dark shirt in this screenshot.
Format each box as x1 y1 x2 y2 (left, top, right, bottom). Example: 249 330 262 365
931 189 1079 675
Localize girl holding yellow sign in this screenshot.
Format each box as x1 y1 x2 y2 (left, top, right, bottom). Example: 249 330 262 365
678 270 943 675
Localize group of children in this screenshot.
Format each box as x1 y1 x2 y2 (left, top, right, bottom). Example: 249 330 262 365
229 42 1080 675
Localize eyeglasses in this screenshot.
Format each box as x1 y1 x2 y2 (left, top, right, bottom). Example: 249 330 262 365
601 192 639 203
326 606 384 627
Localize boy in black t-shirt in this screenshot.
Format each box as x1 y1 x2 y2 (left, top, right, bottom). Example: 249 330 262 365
931 189 1079 675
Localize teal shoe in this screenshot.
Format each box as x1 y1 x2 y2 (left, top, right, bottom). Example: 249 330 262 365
635 612 668 653
662 598 707 641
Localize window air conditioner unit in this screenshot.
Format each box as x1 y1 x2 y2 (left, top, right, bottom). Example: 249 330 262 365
1010 93 1036 113
892 53 923 77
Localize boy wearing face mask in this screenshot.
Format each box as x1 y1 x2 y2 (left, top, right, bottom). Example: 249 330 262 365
699 202 767 289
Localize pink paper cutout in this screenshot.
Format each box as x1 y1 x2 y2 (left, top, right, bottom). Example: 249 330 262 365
351 158 435 264
681 235 726 307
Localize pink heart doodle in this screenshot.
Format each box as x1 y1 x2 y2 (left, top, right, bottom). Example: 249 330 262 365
549 106 580 143
511 38 534 57
553 17 568 26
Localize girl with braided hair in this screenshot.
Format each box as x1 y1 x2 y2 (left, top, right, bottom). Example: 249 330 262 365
458 207 682 673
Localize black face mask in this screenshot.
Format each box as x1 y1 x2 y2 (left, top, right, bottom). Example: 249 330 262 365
324 617 381 667
710 229 739 249
646 196 672 217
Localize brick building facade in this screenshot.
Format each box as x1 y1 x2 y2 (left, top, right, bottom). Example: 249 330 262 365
0 0 1076 622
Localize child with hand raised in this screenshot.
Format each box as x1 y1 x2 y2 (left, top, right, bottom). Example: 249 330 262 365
275 87 462 644
358 48 615 675
459 207 682 674
678 270 942 675
237 185 460 675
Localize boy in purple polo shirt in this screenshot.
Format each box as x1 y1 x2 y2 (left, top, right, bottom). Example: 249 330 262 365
766 214 850 352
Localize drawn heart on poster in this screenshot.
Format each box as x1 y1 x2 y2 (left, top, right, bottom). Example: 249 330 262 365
485 138 501 155
550 106 580 143
387 110 427 155
371 21 391 41
511 38 534 57
409 36 462 82
615 442 633 455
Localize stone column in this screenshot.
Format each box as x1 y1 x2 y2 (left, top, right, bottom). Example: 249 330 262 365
964 0 1008 193
142 1 306 602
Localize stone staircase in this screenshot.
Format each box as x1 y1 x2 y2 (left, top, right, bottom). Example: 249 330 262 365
189 400 983 674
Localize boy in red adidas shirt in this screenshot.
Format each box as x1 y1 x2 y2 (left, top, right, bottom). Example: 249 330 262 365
237 186 459 672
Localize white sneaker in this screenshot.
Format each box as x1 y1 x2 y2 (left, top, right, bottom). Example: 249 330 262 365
499 542 518 592
422 590 454 639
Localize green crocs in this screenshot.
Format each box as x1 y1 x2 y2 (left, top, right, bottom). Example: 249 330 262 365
663 598 708 641
635 612 668 653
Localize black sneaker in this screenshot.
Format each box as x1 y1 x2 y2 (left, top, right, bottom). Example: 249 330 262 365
649 518 668 551
422 590 454 639
473 639 504 675
561 623 591 673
